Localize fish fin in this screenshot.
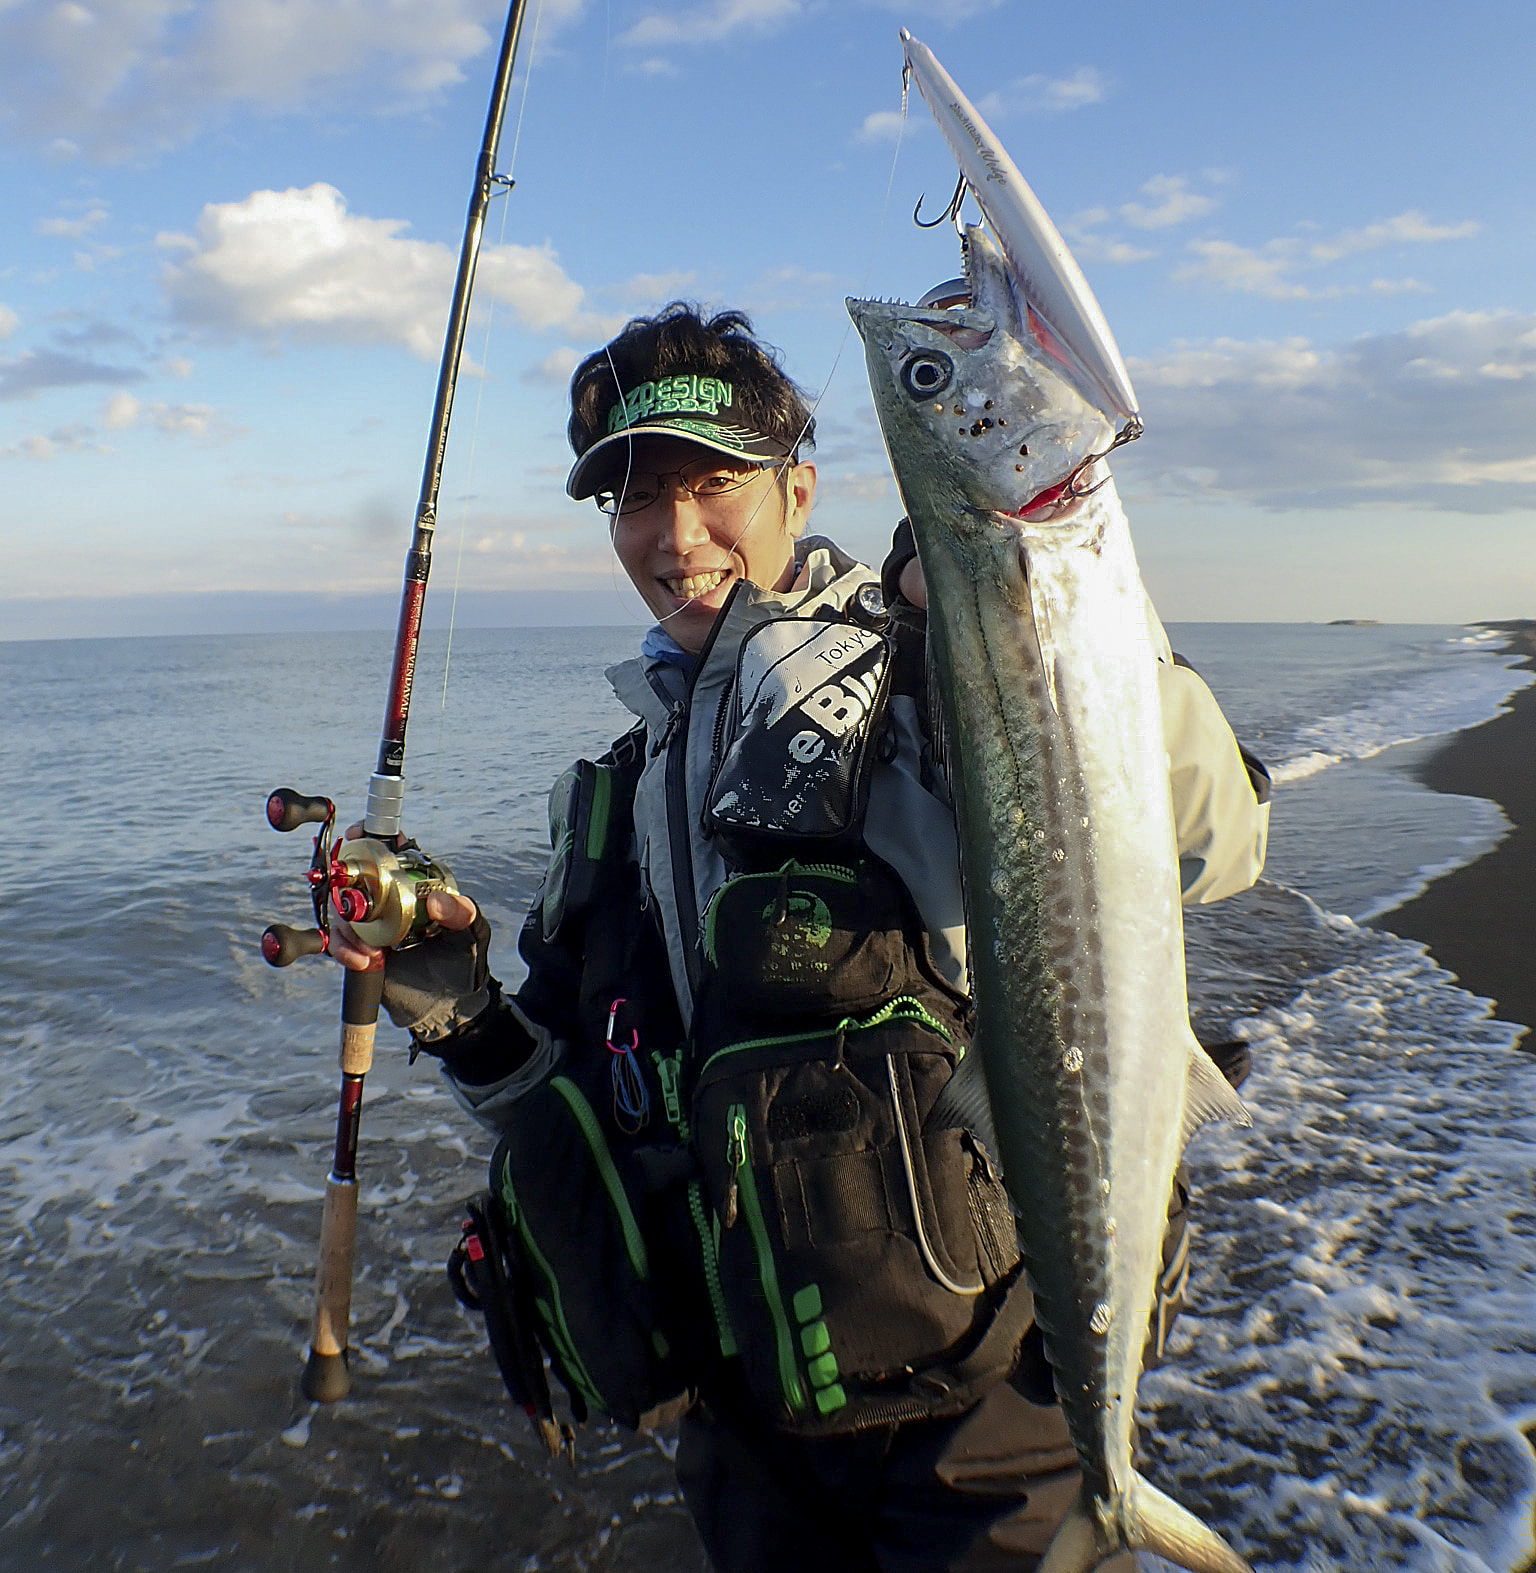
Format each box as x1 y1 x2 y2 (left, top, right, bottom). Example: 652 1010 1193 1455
1181 1035 1252 1149
1126 1473 1255 1573
1038 1475 1254 1573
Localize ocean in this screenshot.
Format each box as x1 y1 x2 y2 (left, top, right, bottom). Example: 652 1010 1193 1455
1 621 1532 1572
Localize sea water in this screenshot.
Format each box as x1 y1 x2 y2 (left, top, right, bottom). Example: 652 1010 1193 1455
0 622 1532 1571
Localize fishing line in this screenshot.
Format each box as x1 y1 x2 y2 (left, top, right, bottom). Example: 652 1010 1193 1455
598 70 915 626
422 0 548 830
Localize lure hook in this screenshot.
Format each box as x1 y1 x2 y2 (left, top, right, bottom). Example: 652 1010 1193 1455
914 172 969 231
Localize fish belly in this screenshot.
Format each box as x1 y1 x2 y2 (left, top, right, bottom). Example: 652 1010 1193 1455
915 479 1196 1503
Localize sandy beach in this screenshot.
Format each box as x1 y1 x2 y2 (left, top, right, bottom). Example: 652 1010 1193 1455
1375 621 1536 1050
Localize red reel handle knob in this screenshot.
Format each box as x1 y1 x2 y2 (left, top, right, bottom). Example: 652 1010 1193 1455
334 888 370 924
266 788 334 833
262 924 327 967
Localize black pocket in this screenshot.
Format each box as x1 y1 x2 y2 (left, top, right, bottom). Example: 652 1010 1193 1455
691 1003 1021 1433
490 1067 690 1431
700 859 922 1023
706 617 892 851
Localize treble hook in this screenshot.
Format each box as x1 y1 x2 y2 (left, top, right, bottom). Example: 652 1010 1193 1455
914 172 969 230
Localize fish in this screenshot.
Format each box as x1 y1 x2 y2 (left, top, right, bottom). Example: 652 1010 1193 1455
846 35 1255 1573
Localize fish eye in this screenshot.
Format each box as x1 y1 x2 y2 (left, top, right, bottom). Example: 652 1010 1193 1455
901 351 953 400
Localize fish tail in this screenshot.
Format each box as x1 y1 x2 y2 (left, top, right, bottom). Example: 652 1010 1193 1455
1039 1474 1253 1573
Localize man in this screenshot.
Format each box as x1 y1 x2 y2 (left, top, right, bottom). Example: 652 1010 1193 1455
333 303 1270 1571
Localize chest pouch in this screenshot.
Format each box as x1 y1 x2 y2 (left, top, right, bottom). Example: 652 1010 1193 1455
706 617 892 851
541 756 620 943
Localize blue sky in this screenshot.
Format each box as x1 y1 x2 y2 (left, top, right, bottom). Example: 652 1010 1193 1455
3 0 1535 638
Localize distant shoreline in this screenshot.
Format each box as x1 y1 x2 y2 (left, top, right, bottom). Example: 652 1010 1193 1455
1371 621 1536 1051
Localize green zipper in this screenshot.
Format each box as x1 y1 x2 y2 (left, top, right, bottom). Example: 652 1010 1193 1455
702 860 860 964
698 996 952 1082
728 1102 805 1415
690 1178 737 1358
549 1076 650 1282
497 1166 607 1415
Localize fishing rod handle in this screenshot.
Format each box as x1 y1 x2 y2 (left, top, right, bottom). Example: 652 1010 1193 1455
262 924 327 967
267 788 334 833
304 1173 361 1402
302 966 385 1404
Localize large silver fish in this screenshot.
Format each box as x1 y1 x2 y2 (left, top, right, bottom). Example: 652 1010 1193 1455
847 36 1253 1573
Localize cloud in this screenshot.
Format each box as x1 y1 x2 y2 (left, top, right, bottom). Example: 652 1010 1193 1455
858 109 910 145
1064 174 1217 264
0 306 18 340
1307 211 1479 264
161 184 603 356
1119 311 1536 512
37 204 110 238
0 347 144 401
1174 210 1479 300
1 423 106 460
0 0 580 160
607 270 700 307
980 67 1106 117
1120 175 1217 231
102 391 219 436
620 0 801 48
525 346 582 385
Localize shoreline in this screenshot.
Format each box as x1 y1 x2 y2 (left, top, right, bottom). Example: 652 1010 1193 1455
1372 620 1536 1051
1371 620 1536 1573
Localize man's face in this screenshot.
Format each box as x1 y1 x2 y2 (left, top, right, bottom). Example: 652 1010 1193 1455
603 436 818 654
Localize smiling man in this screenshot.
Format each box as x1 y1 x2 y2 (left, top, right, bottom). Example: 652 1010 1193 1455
337 302 1270 1571
564 308 822 655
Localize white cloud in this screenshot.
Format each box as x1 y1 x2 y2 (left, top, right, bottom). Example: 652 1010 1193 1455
1 423 105 461
620 0 801 48
1307 211 1479 264
1068 234 1156 266
980 67 1106 118
862 0 1007 14
1175 239 1326 301
0 305 18 339
608 270 699 307
1174 210 1479 300
1118 311 1536 512
103 391 140 429
1120 175 1217 231
858 109 909 145
102 390 219 436
37 204 110 238
526 346 582 386
161 184 602 356
0 0 581 159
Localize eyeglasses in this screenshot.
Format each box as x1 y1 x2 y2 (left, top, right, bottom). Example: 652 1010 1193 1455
594 455 776 516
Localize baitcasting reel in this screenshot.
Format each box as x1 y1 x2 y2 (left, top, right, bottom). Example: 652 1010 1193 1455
261 787 457 967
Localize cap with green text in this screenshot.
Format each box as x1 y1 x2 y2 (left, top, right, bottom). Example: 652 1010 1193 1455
565 370 794 500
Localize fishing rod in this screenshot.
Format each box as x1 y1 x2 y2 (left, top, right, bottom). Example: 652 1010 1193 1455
260 0 534 1404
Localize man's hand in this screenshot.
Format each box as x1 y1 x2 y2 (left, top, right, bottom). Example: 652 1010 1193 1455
898 555 928 611
328 823 481 973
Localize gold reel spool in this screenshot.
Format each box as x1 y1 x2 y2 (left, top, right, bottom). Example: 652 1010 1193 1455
334 839 458 950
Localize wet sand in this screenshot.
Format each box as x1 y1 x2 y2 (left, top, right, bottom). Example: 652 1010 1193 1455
1374 620 1536 1049
1373 620 1536 1573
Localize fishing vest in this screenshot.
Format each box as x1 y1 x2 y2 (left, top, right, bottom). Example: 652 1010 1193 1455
472 544 1033 1437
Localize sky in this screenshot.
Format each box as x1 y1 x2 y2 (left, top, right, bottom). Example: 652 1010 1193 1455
3 0 1535 639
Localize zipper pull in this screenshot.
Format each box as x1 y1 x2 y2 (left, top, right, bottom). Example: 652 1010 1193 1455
653 1053 684 1132
724 1107 749 1228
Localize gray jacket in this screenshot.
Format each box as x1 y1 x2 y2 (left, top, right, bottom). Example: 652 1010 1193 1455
449 536 1268 1122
